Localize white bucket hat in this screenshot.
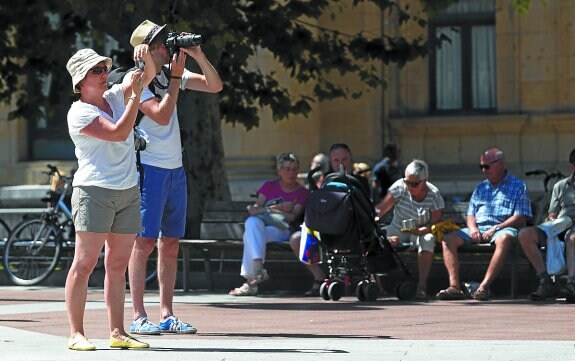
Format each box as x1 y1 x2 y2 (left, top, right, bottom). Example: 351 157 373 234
130 20 167 47
66 48 112 93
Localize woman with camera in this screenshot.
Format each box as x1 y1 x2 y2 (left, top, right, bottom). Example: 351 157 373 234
64 45 155 351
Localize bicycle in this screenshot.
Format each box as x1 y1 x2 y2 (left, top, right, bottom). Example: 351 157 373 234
525 169 566 225
3 164 158 286
0 217 10 243
2 165 74 286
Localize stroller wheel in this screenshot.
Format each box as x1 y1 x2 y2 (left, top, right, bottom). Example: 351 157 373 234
363 281 379 302
395 280 417 301
328 281 344 301
356 280 379 302
319 281 330 300
356 280 368 302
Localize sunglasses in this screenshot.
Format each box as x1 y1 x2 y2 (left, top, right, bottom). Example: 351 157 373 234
403 179 424 187
479 159 500 170
89 66 108 75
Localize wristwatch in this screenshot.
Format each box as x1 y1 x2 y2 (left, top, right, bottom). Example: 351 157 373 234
494 225 501 232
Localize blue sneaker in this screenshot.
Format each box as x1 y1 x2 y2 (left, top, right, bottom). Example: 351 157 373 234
130 316 161 335
158 316 197 334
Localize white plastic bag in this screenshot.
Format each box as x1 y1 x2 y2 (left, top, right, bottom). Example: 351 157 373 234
545 233 566 276
539 216 572 237
540 217 569 275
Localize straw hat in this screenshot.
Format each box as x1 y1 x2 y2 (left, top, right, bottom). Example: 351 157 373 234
130 20 167 47
66 48 112 93
354 162 372 177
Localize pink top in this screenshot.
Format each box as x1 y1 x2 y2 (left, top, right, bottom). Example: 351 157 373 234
258 180 309 206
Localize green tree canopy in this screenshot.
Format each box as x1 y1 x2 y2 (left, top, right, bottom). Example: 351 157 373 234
0 0 462 125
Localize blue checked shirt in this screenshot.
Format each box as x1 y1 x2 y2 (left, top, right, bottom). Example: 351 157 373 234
467 173 532 227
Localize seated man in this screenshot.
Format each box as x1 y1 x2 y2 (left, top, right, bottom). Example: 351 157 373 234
437 147 532 301
375 159 444 300
309 153 330 189
518 148 575 302
327 143 370 197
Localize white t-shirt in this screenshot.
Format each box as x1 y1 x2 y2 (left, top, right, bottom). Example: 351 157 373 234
135 68 192 169
67 85 138 189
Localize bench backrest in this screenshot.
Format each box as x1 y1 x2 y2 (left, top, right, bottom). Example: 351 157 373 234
200 200 251 241
198 200 469 241
442 201 469 226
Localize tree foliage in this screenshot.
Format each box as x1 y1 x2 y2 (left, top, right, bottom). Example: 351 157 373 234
3 0 535 236
512 0 545 15
0 0 455 128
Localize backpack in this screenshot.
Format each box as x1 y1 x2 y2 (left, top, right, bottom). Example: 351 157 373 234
107 65 171 137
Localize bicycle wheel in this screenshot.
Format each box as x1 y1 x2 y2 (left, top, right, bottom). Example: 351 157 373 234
0 217 10 242
3 218 62 286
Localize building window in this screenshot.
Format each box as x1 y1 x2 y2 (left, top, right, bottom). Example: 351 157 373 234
430 0 496 113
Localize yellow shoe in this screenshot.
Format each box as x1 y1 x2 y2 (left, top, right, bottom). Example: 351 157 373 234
109 335 149 349
67 335 96 351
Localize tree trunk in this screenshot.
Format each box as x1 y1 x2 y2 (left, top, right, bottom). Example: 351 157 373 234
179 91 230 238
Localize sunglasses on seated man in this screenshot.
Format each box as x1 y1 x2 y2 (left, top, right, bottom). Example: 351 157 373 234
479 159 501 170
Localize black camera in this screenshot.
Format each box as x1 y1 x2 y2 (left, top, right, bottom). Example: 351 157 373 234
135 60 145 71
165 31 205 57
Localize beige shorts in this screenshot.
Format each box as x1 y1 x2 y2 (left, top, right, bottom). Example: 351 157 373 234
72 185 141 234
384 223 436 253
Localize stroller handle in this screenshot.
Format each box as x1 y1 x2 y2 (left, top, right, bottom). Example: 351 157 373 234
307 166 323 190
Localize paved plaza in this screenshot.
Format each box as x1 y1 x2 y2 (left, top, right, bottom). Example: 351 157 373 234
0 286 573 360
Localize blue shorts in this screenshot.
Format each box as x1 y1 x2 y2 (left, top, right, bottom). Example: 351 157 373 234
140 164 187 238
455 225 517 245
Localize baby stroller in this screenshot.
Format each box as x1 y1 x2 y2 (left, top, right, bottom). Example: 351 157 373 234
304 166 416 301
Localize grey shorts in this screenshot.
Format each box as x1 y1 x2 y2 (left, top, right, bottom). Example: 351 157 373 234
384 223 436 253
72 185 142 234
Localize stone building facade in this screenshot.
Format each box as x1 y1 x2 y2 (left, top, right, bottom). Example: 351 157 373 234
0 0 573 201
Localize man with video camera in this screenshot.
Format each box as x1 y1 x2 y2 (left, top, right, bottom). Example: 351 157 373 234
126 20 223 335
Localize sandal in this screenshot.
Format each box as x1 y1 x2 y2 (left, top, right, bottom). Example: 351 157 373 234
229 283 258 296
304 279 323 297
109 334 149 349
67 334 96 351
473 287 490 301
436 286 466 300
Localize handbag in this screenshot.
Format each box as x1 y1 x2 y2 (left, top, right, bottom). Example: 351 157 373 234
255 212 289 230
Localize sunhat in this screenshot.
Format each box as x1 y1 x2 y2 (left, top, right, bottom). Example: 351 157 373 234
130 20 167 47
66 48 112 93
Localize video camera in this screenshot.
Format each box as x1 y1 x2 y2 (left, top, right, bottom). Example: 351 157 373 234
165 31 205 57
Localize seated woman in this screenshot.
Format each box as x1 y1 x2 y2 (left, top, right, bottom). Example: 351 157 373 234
229 152 309 296
375 159 444 301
